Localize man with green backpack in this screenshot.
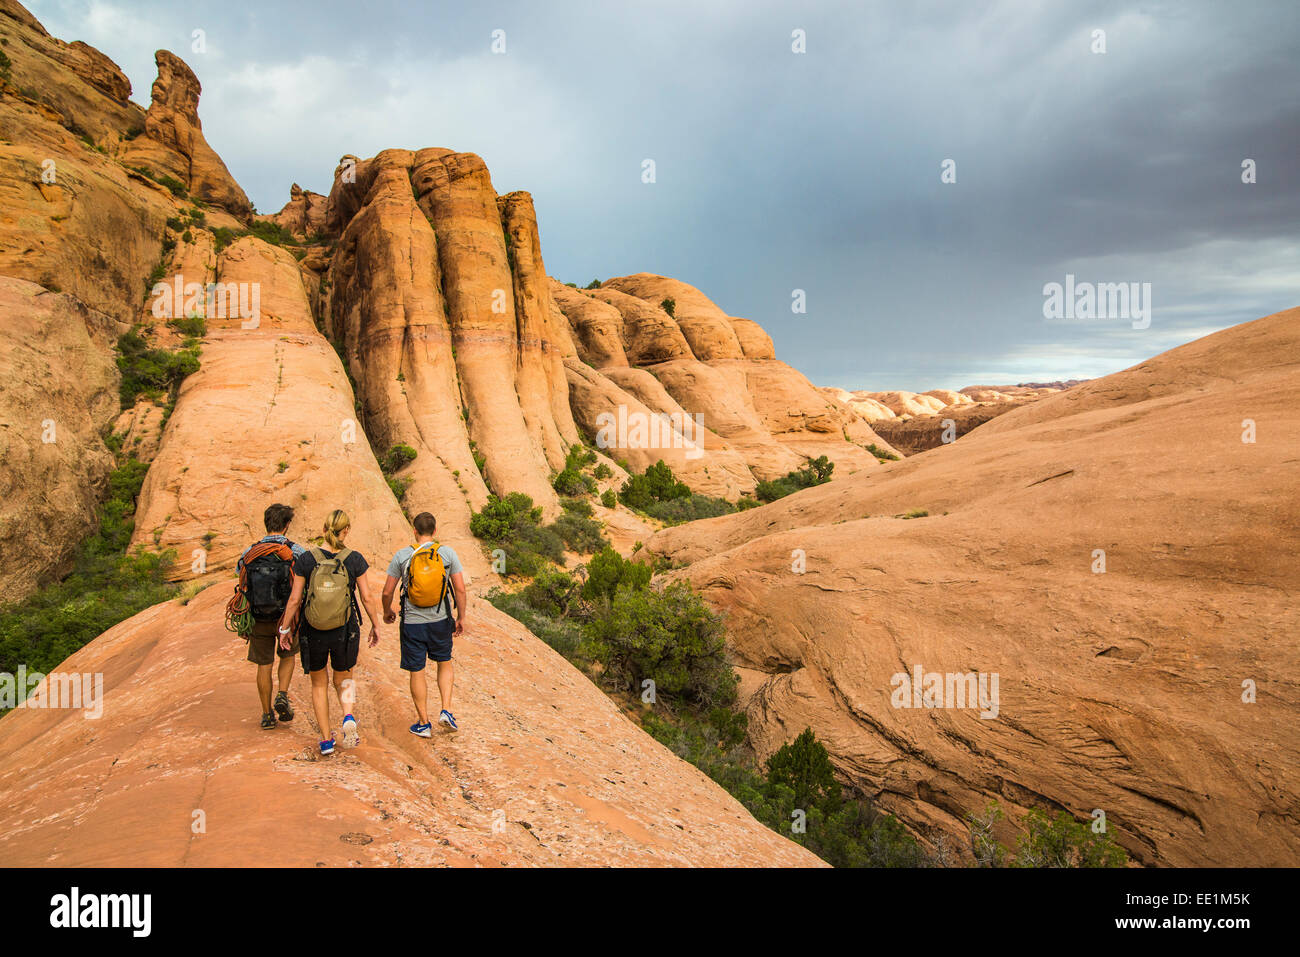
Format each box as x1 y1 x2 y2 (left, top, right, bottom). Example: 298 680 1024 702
382 511 468 737
276 509 382 756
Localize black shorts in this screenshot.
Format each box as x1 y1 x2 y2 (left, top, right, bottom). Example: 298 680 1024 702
300 627 359 674
400 618 454 671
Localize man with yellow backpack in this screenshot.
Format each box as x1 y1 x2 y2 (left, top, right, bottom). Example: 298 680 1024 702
382 512 468 737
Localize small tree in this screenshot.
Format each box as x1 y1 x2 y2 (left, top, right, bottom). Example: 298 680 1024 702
766 728 842 810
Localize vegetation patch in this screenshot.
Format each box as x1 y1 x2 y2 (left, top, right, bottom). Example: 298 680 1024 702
486 550 926 866
115 326 201 409
0 456 177 701
754 455 833 503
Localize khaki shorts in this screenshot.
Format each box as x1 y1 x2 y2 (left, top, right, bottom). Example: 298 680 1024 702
246 619 299 666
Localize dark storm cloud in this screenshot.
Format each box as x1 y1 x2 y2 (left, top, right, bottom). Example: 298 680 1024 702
31 0 1299 389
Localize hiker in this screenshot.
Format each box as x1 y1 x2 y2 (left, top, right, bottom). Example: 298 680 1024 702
231 503 304 730
276 509 381 756
381 512 468 737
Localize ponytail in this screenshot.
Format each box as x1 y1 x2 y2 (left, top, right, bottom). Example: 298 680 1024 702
323 509 351 550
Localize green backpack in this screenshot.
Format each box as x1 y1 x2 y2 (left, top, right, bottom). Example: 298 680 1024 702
304 547 354 630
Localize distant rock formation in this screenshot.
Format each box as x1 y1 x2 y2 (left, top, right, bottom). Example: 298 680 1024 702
121 50 252 218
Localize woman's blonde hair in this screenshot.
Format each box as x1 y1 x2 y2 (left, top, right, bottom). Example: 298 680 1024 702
322 509 351 550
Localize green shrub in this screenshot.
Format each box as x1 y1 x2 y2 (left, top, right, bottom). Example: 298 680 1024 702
584 278 602 289
380 442 418 474
736 496 761 510
755 456 834 503
167 316 206 340
386 477 413 501
115 327 200 408
584 581 736 708
593 463 612 480
867 443 899 462
619 460 690 510
551 467 586 496
643 493 735 526
469 440 486 474
660 297 675 317
485 584 584 659
0 457 177 686
470 492 567 577
600 488 617 509
1013 808 1128 867
581 547 651 602
552 507 609 554
156 174 188 198
211 226 239 253
245 218 298 247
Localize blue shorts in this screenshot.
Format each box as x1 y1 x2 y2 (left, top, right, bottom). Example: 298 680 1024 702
400 618 454 670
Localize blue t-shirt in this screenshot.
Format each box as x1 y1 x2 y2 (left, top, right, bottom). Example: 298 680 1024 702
387 543 462 623
237 534 304 572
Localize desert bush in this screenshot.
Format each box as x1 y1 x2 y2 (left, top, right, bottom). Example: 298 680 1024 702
755 455 834 503
584 581 736 707
580 547 651 602
470 492 566 577
380 443 417 474
0 458 176 685
619 460 690 510
115 327 200 407
552 500 609 553
643 492 735 525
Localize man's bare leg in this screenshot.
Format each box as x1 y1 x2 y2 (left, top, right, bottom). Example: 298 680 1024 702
437 660 454 714
410 668 429 725
256 663 273 714
276 653 295 695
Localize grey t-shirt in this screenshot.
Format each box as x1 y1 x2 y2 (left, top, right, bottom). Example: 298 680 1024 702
387 543 463 623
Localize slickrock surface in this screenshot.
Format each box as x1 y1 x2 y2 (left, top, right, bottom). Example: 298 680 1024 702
646 309 1300 867
0 582 823 867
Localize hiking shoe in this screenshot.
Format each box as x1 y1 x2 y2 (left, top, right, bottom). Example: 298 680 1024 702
274 691 294 722
342 714 359 748
439 710 458 732
410 721 432 738
260 712 276 730
319 738 335 756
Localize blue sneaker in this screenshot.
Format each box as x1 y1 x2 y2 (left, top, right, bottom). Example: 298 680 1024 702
439 709 458 732
319 738 335 756
342 714 359 748
410 721 432 738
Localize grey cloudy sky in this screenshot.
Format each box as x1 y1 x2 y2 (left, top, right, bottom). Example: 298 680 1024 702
30 0 1300 389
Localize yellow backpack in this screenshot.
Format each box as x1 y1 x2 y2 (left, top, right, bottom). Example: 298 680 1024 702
405 542 448 609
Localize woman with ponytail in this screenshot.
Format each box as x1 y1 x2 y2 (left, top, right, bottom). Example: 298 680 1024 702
277 509 382 756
